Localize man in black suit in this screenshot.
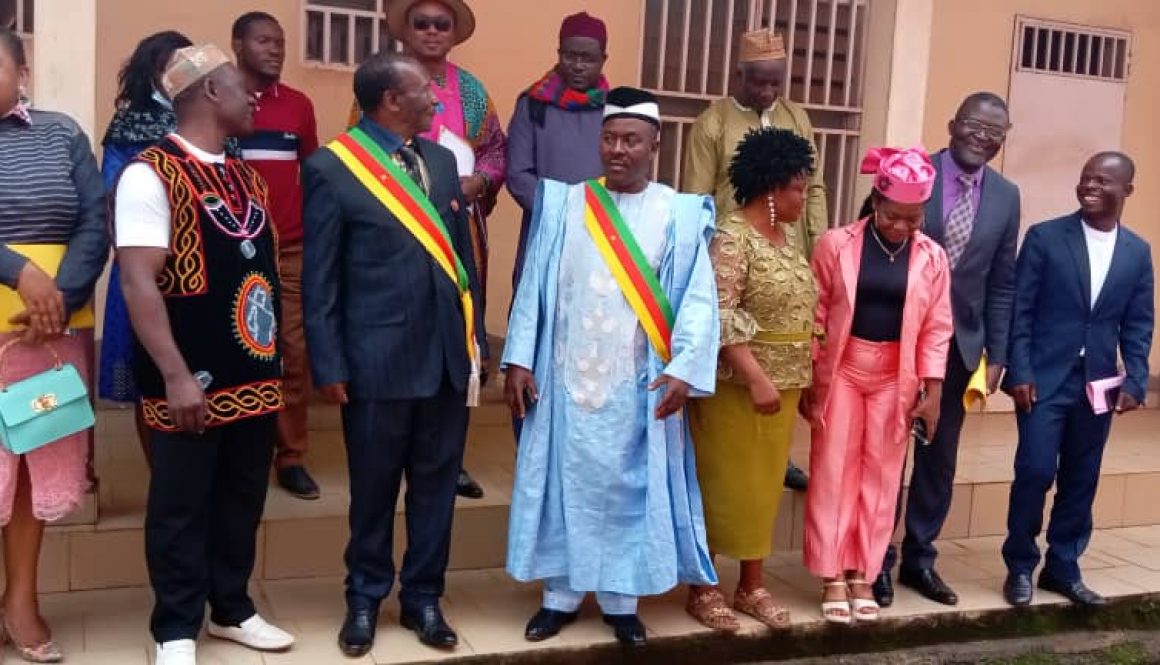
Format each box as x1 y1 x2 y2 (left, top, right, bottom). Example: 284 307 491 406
875 92 1021 607
1002 152 1152 608
302 52 486 656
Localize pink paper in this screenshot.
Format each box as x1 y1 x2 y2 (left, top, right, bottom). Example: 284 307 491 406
1086 375 1125 415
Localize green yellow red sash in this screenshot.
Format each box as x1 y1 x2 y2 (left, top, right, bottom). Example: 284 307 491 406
326 128 479 405
583 179 675 362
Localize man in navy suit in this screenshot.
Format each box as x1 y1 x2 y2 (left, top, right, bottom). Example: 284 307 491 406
302 52 486 655
1002 152 1153 607
876 92 1021 607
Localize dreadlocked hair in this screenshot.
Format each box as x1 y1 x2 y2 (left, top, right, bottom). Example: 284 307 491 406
728 127 816 207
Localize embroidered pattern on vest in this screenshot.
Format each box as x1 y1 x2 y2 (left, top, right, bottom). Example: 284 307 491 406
142 379 283 431
139 148 273 296
140 149 208 295
233 272 278 360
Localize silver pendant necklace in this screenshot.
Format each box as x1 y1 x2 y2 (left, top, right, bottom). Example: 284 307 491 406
870 218 909 263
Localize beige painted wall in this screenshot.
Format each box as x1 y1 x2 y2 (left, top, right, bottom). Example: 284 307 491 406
925 0 1160 370
95 0 642 335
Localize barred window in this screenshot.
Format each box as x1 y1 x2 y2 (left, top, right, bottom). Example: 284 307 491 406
302 0 395 69
642 0 870 228
0 0 34 36
1016 17 1130 82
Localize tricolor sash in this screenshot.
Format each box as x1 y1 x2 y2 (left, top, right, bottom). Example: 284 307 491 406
583 179 675 362
326 127 480 406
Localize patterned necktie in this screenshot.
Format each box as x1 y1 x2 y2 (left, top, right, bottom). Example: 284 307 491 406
943 173 976 268
396 143 428 195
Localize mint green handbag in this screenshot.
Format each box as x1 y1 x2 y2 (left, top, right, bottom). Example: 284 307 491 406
0 340 95 455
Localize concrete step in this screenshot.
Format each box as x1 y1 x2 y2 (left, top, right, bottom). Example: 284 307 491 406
19 524 1160 664
35 391 1160 594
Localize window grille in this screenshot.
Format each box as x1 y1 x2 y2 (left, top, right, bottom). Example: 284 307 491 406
0 0 34 36
303 0 396 69
642 0 870 228
1015 17 1130 82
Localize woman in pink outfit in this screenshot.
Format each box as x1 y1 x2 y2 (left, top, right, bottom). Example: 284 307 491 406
801 147 953 624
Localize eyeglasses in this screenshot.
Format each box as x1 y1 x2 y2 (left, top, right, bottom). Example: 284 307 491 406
411 16 453 33
957 118 1010 141
558 49 602 66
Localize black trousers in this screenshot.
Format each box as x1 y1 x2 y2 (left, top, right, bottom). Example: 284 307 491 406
343 380 467 613
145 414 275 642
884 337 972 574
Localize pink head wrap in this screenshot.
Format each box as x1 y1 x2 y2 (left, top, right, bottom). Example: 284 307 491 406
860 146 936 204
560 12 607 50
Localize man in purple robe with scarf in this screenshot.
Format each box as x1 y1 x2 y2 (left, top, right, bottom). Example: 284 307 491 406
506 12 610 287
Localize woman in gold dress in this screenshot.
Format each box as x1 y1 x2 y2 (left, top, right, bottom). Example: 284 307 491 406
687 127 819 631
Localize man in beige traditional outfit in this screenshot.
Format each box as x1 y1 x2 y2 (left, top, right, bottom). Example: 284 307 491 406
684 30 827 257
683 29 826 491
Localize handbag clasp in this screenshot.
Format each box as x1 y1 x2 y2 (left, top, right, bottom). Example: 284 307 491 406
31 394 58 413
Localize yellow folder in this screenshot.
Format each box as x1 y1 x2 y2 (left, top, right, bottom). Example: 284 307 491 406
0 244 96 332
963 352 988 411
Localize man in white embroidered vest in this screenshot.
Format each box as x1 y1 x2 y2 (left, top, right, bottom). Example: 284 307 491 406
503 87 719 648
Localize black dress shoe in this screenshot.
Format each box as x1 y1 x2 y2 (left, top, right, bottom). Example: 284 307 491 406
602 614 647 648
1038 574 1107 607
899 568 959 605
400 605 458 649
1004 573 1033 607
784 461 809 492
456 469 485 499
277 465 320 500
338 608 377 657
873 570 895 608
524 608 578 642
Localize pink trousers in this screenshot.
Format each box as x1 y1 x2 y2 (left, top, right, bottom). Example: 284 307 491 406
0 333 91 525
804 338 907 580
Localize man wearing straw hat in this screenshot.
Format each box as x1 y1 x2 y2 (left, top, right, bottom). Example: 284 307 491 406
116 44 295 665
683 28 824 493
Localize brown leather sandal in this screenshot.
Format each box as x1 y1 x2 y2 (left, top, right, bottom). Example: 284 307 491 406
685 587 741 633
734 587 791 628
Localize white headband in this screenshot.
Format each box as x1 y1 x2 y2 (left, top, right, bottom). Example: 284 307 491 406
603 102 661 124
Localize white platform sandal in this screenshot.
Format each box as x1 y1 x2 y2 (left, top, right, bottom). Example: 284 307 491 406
821 580 852 625
846 577 880 622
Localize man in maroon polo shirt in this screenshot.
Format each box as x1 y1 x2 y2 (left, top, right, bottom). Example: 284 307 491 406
233 11 321 499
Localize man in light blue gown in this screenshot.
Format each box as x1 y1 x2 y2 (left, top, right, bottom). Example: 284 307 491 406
502 87 719 647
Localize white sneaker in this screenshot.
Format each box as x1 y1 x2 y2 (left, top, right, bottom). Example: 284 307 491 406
155 639 197 665
207 614 295 651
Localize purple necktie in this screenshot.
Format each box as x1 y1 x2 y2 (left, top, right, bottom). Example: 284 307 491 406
944 174 976 268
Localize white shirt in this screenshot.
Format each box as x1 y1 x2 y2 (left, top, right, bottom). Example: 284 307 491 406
1082 219 1118 309
114 134 226 249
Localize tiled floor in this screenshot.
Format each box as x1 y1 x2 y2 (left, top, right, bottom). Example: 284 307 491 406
16 524 1160 664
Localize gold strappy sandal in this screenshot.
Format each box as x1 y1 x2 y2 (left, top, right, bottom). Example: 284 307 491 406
0 613 63 663
734 587 791 628
685 587 741 633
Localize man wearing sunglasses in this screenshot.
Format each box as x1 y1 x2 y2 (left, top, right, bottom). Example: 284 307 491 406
361 0 506 501
874 91 1022 609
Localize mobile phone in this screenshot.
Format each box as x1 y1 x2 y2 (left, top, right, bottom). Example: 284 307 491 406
912 418 930 446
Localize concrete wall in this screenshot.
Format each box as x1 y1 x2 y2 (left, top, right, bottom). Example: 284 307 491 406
94 0 643 335
924 0 1160 370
